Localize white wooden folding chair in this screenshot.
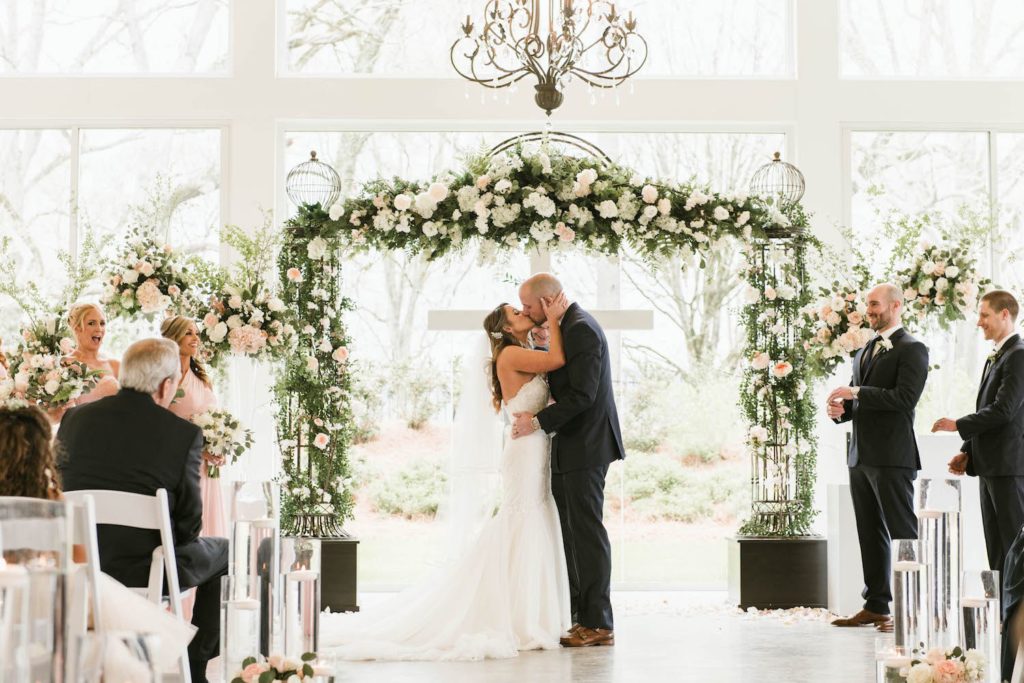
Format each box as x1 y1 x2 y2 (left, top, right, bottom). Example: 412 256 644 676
64 489 192 683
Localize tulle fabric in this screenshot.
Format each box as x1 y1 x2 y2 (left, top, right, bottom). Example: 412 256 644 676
321 375 570 662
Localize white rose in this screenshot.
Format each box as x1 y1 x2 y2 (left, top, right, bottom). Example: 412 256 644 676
641 185 658 204
713 206 730 221
922 261 936 275
422 221 438 237
736 211 750 226
427 182 448 202
750 352 770 371
748 425 769 443
267 297 285 312
945 265 960 278
210 322 228 343
226 314 243 329
44 379 60 395
228 295 242 310
597 200 618 219
307 236 328 260
764 286 778 300
935 277 949 292
657 198 671 216
494 178 512 194
306 356 319 372
328 203 344 221
138 261 155 277
903 287 918 301
776 284 796 300
122 269 140 285
393 193 412 211
743 285 761 304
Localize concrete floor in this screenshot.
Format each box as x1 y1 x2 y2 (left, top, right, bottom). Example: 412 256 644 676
318 592 878 683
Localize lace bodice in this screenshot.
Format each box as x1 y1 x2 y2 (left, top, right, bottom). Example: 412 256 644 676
503 375 549 416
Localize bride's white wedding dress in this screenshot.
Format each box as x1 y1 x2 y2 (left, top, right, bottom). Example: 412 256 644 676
320 374 570 661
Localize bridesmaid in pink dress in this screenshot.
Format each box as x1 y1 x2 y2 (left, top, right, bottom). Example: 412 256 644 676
161 315 227 539
50 303 121 424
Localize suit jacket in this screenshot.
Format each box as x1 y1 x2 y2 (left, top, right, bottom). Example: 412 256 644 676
536 303 626 473
56 388 216 589
958 334 1024 477
835 327 929 469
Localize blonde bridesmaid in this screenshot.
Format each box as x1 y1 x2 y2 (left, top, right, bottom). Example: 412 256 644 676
50 303 121 423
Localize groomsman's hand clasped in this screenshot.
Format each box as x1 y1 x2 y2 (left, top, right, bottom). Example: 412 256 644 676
947 452 969 476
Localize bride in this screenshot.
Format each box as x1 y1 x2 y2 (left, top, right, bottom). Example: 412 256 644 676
320 292 571 661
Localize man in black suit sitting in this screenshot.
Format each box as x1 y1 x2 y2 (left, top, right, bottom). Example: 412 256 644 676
827 283 929 630
934 290 1024 575
58 338 228 683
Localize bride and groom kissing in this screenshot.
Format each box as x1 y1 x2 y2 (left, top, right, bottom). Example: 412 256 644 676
322 272 626 661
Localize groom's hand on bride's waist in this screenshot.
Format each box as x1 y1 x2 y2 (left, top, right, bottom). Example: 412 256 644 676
511 412 538 439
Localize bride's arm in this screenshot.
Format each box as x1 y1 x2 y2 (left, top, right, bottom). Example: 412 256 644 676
496 294 568 374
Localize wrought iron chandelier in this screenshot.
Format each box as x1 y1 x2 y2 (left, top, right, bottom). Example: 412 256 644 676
450 0 648 115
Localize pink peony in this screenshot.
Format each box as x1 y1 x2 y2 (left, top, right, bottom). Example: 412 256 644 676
313 433 330 450
932 659 960 683
287 267 303 283
227 325 268 355
136 280 167 314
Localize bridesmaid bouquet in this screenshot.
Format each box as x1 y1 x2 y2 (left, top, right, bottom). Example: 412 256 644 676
4 352 103 409
191 408 254 478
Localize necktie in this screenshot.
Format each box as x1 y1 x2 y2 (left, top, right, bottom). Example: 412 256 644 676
862 336 880 369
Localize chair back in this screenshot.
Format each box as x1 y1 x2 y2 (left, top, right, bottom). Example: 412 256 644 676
60 493 105 632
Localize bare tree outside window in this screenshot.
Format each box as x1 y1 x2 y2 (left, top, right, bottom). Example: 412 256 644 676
0 0 229 74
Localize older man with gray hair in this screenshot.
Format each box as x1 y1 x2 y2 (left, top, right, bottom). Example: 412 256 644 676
58 338 229 683
826 283 929 632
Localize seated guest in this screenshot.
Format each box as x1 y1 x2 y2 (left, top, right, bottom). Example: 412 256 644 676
0 401 195 672
57 338 227 683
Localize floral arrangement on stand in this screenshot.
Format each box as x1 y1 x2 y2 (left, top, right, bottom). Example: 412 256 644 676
230 652 329 683
737 221 820 536
191 408 254 478
199 224 296 366
801 282 873 377
99 226 196 320
896 238 990 331
275 219 355 536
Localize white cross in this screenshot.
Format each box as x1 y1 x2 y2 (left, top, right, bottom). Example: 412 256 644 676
426 251 654 376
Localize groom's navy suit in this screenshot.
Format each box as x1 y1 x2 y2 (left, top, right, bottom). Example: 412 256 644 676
537 302 625 631
834 326 928 615
957 333 1024 575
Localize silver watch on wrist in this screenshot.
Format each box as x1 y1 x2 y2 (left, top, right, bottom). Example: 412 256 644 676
531 416 541 433
850 386 860 399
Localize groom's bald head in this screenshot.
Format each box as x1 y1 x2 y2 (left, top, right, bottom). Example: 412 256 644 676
519 273 563 324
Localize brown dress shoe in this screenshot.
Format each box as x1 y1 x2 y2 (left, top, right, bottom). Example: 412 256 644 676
831 609 891 627
559 624 583 646
561 626 614 647
875 620 894 633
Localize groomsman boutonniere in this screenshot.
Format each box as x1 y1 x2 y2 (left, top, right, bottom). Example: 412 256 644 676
878 338 894 354
987 350 999 364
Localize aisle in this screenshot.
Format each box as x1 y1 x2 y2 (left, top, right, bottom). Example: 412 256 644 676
318 592 875 683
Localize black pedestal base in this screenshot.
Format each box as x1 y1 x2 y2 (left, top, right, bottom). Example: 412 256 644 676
321 536 359 613
728 536 828 609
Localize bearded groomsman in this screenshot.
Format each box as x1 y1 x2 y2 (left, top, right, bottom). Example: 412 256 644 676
827 283 930 630
933 290 1024 575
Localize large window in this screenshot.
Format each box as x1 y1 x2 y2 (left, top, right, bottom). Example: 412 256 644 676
0 127 222 349
0 0 230 74
841 0 1024 79
281 0 794 78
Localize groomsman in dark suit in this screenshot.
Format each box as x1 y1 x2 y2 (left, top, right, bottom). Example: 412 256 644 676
827 283 930 629
933 290 1024 575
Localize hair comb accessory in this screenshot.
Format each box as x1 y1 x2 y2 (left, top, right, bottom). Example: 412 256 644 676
490 331 503 340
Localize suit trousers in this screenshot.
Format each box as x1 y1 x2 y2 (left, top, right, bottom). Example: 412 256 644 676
849 465 918 615
185 537 229 683
979 476 1024 575
551 463 613 631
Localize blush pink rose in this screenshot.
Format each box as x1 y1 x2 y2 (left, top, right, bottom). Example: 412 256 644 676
287 267 303 282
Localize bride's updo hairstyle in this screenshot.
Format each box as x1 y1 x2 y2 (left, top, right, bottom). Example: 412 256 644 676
483 303 520 413
67 302 104 335
160 315 212 388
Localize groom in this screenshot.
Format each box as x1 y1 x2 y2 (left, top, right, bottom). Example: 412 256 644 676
511 273 625 648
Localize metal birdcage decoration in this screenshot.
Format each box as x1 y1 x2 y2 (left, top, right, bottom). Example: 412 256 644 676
286 151 342 208
749 152 806 206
